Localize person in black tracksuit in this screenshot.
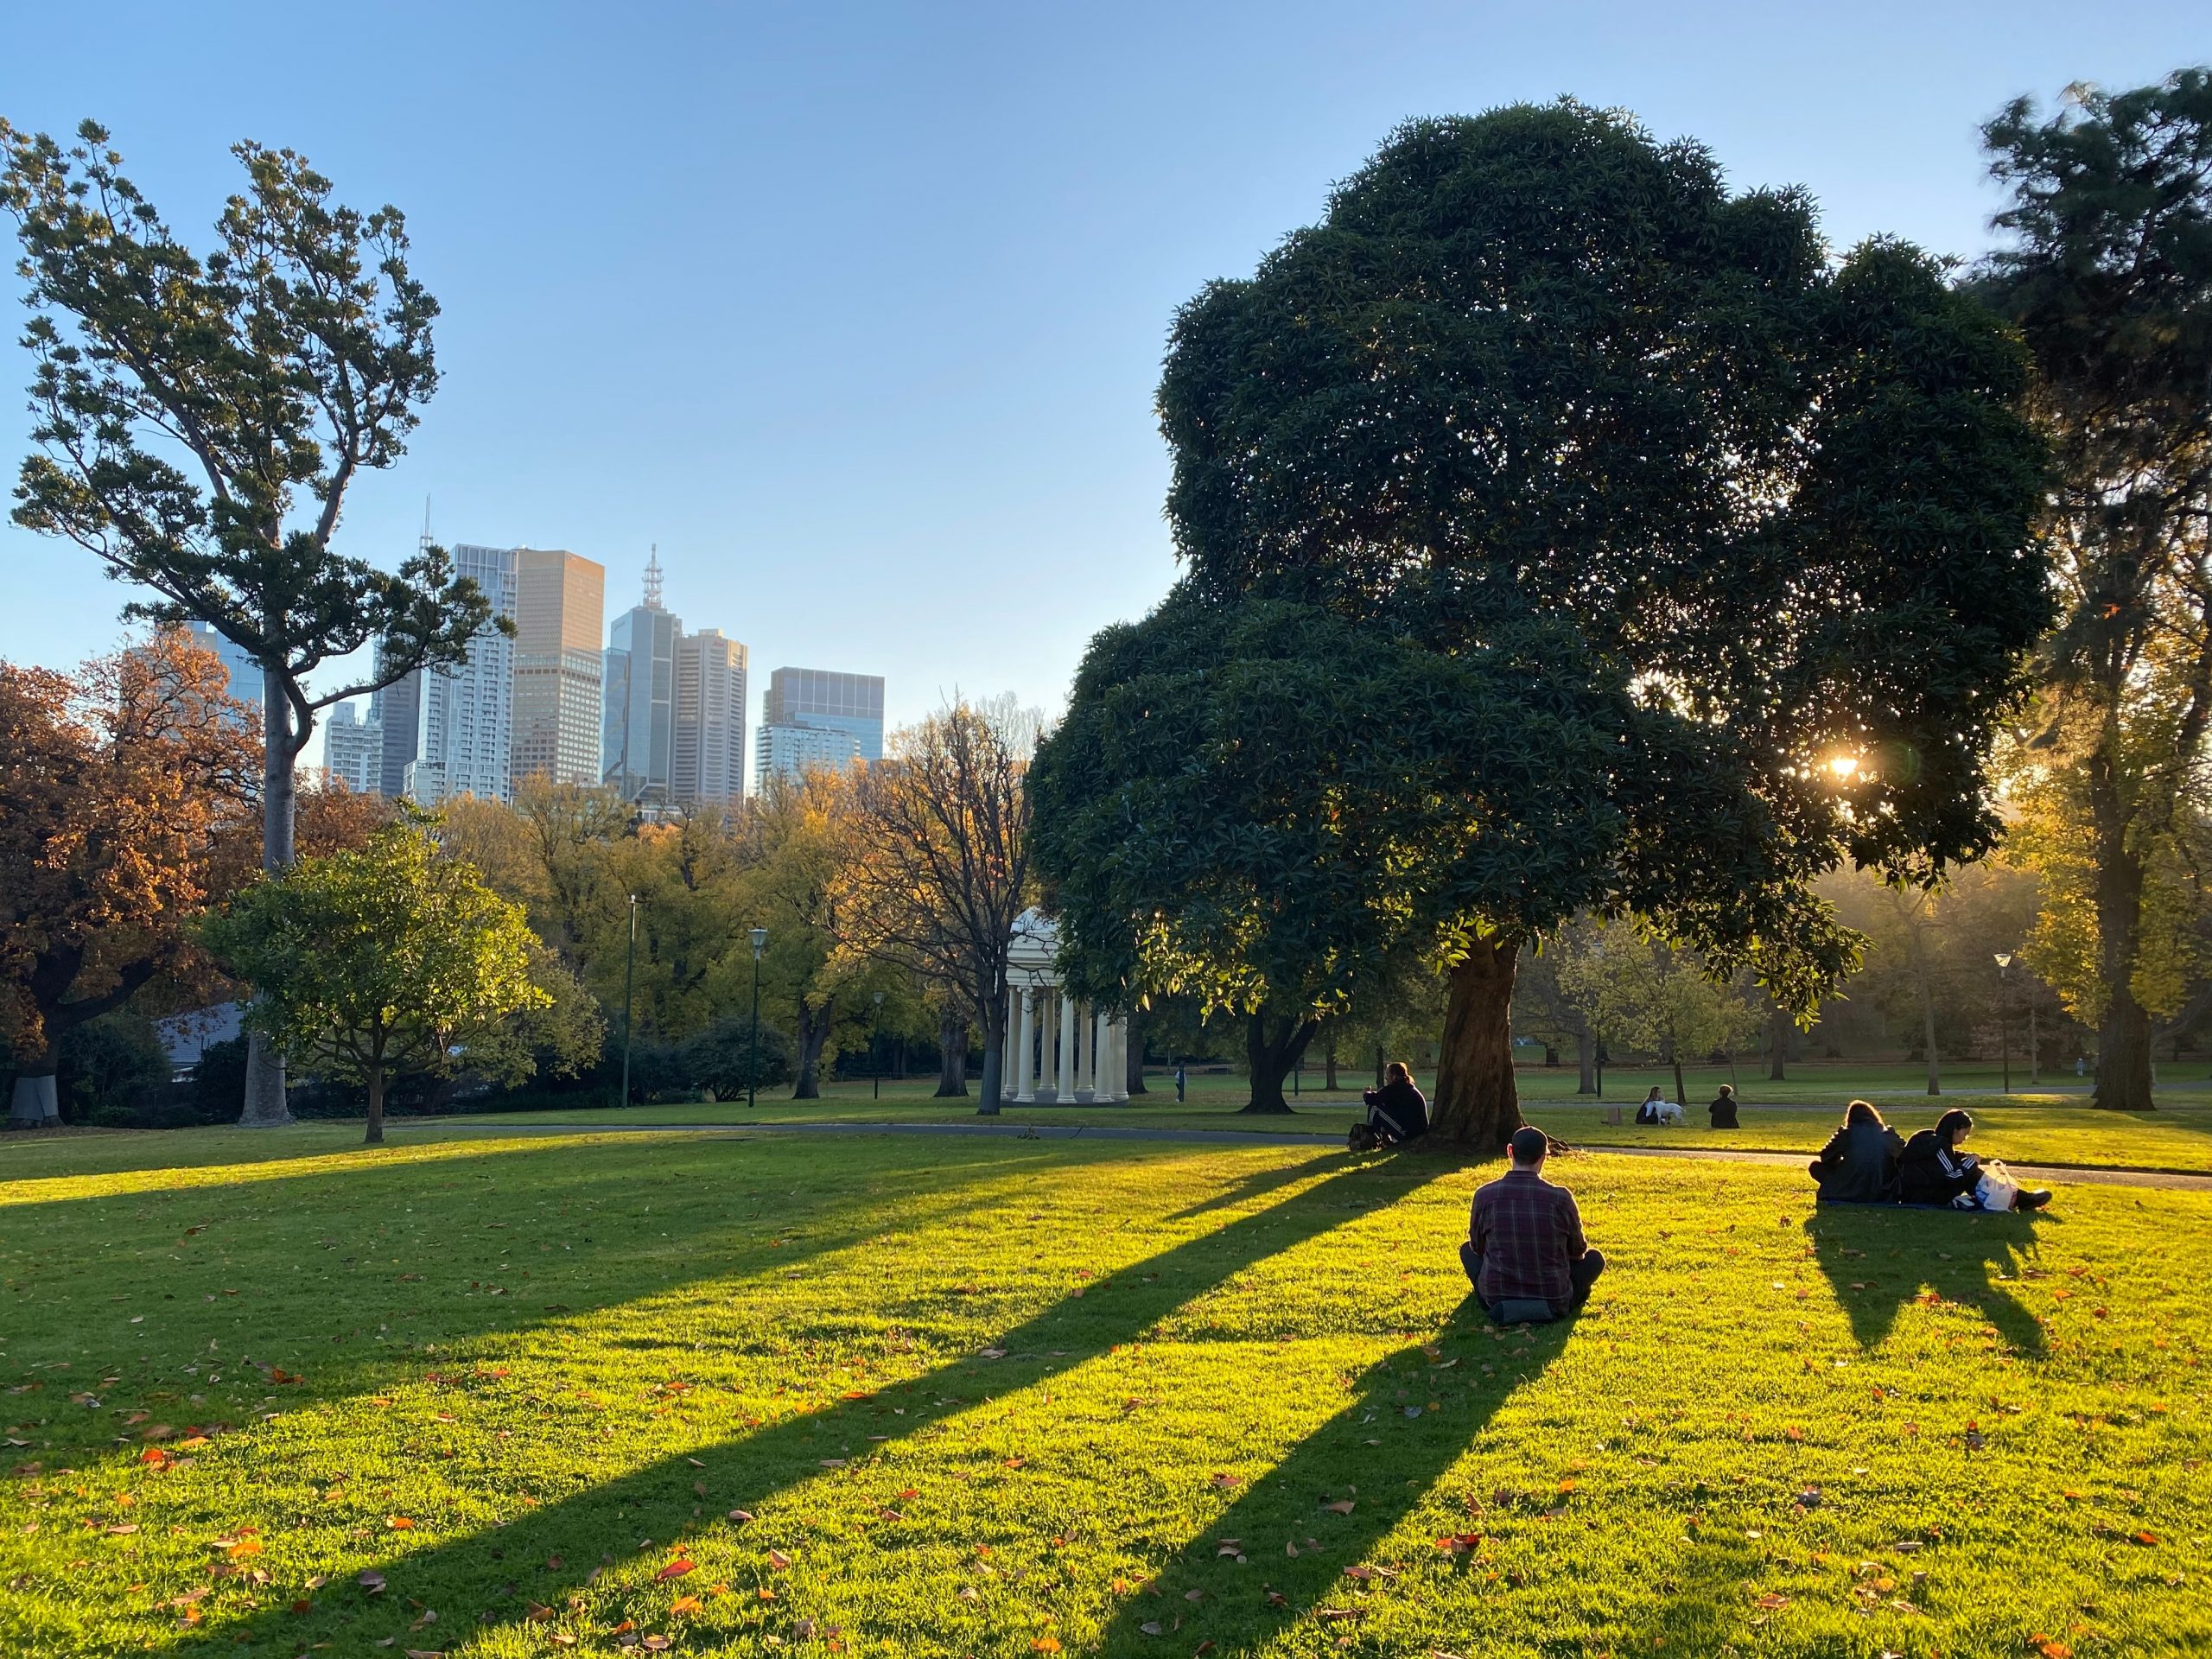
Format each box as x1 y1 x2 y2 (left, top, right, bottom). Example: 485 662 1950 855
1896 1109 2053 1211
1808 1099 1906 1203
1362 1062 1428 1146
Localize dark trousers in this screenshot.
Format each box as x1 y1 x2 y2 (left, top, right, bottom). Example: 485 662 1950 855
1459 1240 1605 1315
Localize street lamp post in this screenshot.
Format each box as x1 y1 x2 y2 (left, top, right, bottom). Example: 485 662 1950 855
620 893 639 1107
1994 952 2013 1095
748 927 768 1111
873 990 886 1100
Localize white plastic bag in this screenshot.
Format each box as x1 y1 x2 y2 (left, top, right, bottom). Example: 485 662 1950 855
1976 1160 2021 1212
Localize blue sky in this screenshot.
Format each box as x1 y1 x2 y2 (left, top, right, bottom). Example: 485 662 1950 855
2 2 2204 733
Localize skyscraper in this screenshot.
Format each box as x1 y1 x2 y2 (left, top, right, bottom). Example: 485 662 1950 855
185 620 263 715
413 543 517 804
673 627 748 806
753 667 884 790
321 702 381 792
370 650 421 798
512 548 605 788
602 551 680 804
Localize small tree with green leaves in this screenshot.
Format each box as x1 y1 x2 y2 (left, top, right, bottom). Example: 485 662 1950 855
202 820 548 1143
0 119 498 1127
1554 924 1762 1109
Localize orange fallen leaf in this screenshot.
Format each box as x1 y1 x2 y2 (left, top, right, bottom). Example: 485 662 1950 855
670 1594 702 1615
386 1516 416 1530
654 1558 696 1581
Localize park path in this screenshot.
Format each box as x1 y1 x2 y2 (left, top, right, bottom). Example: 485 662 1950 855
400 1117 2212 1193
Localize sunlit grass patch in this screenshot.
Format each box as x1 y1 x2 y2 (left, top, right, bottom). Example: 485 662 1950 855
1 1129 2207 1656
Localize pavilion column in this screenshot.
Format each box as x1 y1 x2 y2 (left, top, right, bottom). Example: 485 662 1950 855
1058 994 1077 1103
1038 995 1059 1103
1014 988 1036 1103
1108 1017 1128 1103
1090 1006 1109 1100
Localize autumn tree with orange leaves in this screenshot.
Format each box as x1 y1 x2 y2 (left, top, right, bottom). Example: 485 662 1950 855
1 632 256 1126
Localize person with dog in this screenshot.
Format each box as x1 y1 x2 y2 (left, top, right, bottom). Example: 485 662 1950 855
1356 1061 1428 1148
1459 1125 1605 1321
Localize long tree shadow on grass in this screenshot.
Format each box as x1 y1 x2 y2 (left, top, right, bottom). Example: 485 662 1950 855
184 1156 1429 1654
1803 1205 2047 1356
0 1134 1135 1469
1087 1303 1569 1658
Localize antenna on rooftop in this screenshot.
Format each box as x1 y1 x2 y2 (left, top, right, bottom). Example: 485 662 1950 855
420 496 433 552
644 543 664 610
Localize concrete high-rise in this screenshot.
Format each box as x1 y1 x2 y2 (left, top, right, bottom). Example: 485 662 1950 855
370 651 421 798
185 620 263 714
674 627 748 806
602 550 680 804
512 548 605 788
413 543 517 804
753 666 883 790
321 702 381 792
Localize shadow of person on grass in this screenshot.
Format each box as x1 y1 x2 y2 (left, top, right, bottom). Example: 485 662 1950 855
1803 1204 2047 1357
196 1156 1440 1654
1085 1300 1574 1657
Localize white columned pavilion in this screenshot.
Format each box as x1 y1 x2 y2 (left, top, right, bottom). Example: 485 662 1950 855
1007 907 1128 1104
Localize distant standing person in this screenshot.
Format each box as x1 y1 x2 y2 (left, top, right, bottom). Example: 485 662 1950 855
1357 1061 1428 1147
1808 1100 1905 1203
1707 1085 1739 1129
1461 1126 1605 1321
1173 1062 1187 1103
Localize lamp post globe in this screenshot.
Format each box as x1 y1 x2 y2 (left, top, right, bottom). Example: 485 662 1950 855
748 927 769 1111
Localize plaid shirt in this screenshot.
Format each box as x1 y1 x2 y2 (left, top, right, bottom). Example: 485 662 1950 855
1468 1169 1587 1306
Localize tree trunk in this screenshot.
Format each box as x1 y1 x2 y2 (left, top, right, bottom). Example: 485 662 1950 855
975 977 1005 1116
934 1013 969 1097
1766 1006 1789 1082
2092 815 2157 1111
1576 1029 1597 1095
1919 965 1941 1096
240 669 299 1128
1669 1042 1687 1115
8 1039 60 1128
792 995 836 1099
1241 1012 1319 1113
1375 1045 1386 1090
364 1065 385 1146
1124 1014 1147 1095
1431 938 1524 1147
1323 1031 1338 1092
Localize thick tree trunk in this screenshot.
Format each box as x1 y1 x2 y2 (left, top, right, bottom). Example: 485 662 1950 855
364 1065 385 1146
975 977 1005 1116
934 1013 969 1097
1767 1006 1789 1082
240 670 299 1128
1124 1014 1147 1095
1324 1031 1338 1092
1431 938 1524 1147
1241 1013 1319 1114
2092 827 2157 1111
8 1039 60 1128
1374 1045 1386 1090
791 995 836 1099
1576 1029 1597 1095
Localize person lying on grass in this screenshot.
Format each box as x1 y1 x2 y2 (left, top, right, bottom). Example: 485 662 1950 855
1899 1108 2051 1211
1460 1125 1605 1323
1352 1061 1428 1149
1809 1099 1906 1203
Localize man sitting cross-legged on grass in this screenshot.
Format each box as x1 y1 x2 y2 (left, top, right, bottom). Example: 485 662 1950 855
1459 1126 1605 1323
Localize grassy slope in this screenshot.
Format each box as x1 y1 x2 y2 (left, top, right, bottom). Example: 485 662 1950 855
1 1128 2207 1658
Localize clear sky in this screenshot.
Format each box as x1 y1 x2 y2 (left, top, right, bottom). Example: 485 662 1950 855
1 2 2204 737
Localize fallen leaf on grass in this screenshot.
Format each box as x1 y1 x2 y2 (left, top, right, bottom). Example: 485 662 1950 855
671 1594 702 1615
386 1516 416 1530
655 1558 696 1581
1141 1623 1162 1637
359 1570 387 1594
728 1509 755 1523
767 1548 792 1570
1754 1594 1790 1611
1322 1500 1356 1515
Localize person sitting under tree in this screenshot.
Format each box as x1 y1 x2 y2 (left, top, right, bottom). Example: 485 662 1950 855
1459 1126 1605 1323
1352 1061 1428 1149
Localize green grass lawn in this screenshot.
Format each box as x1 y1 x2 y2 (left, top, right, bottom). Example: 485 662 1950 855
2 1127 2208 1656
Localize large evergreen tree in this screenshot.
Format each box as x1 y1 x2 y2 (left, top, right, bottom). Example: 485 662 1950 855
1 120 494 1126
1036 101 2049 1146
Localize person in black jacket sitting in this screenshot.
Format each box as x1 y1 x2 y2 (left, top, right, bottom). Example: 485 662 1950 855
1897 1109 2051 1210
1808 1100 1905 1203
1360 1062 1428 1146
1708 1085 1740 1128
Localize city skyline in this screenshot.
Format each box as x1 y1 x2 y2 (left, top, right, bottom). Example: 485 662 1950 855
3 4 2202 733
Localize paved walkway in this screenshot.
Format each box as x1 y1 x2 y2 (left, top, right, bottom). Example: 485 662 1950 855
398 1117 2212 1192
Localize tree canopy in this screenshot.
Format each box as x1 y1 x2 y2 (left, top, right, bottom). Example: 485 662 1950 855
1038 100 2050 1143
